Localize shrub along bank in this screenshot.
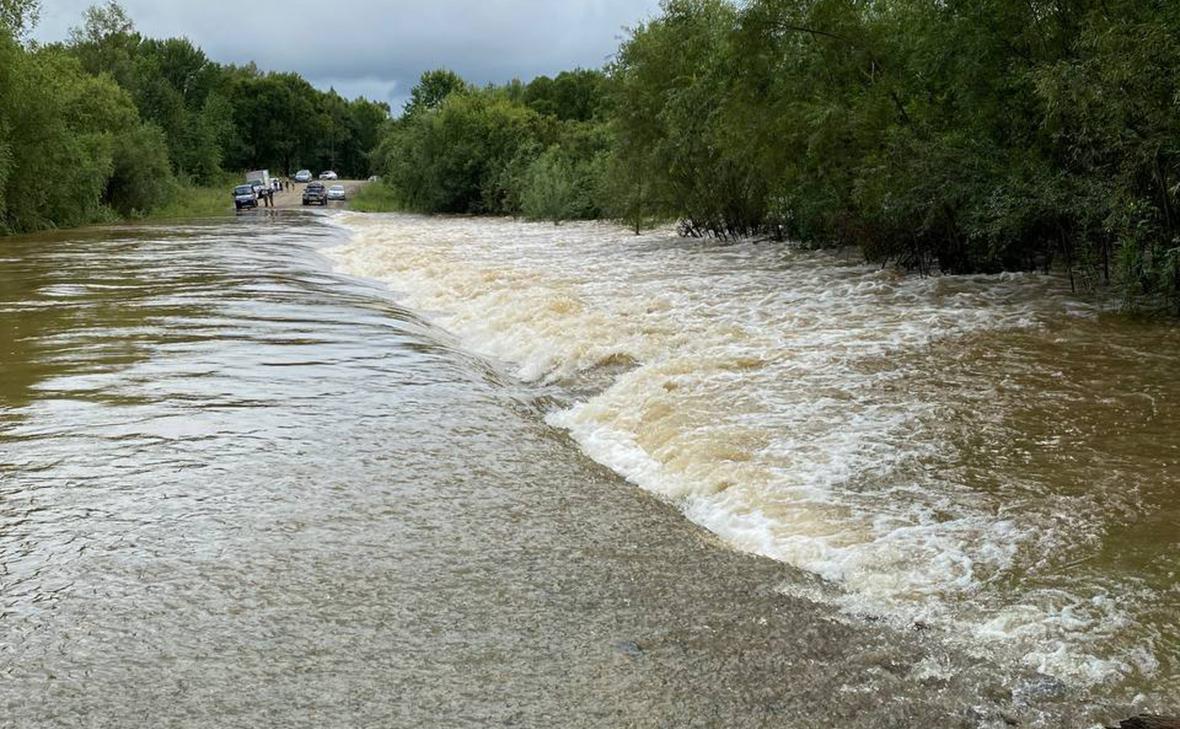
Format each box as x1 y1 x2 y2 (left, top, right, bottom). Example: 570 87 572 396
376 0 1180 310
6 0 1180 309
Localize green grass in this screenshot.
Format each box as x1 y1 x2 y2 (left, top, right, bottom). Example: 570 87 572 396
348 181 402 212
140 178 237 222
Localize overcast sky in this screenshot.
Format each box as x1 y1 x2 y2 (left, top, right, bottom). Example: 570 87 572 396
34 0 662 111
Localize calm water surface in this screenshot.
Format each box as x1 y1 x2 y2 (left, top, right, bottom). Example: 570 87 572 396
0 213 1176 727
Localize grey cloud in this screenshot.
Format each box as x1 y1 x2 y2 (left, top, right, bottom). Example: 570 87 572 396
35 0 661 105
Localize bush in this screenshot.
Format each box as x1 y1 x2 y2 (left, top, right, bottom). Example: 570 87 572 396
0 44 135 232
380 91 543 214
107 121 173 216
521 148 578 223
521 145 606 224
349 180 401 212
142 177 236 221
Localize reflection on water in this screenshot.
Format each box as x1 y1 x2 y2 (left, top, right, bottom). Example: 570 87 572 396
334 212 1180 710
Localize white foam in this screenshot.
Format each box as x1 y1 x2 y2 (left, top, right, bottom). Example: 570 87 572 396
328 212 1172 701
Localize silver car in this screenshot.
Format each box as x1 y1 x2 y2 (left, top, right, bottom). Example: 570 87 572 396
327 184 346 201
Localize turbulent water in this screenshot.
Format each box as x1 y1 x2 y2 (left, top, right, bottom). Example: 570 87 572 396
1 212 1176 727
334 212 1180 711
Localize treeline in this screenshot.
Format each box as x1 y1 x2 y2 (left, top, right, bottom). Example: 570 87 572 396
0 0 390 234
378 0 1180 308
374 68 615 223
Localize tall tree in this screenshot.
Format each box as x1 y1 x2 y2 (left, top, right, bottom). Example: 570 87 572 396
0 0 39 40
402 69 467 118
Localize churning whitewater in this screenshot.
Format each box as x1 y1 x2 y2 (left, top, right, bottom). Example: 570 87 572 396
330 212 1179 708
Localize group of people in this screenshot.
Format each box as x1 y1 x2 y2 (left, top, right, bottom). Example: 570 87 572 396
257 178 294 208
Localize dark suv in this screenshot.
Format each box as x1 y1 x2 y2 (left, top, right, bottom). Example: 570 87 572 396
232 184 258 210
302 182 328 206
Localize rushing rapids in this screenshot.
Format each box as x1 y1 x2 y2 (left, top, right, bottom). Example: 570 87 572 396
332 212 1180 709
2 213 1176 727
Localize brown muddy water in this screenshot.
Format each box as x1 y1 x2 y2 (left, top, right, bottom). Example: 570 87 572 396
0 212 1176 727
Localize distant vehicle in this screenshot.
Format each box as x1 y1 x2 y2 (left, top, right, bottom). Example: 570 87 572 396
246 169 271 193
303 181 328 206
294 169 312 183
319 170 338 180
367 175 380 182
327 184 346 201
232 184 258 210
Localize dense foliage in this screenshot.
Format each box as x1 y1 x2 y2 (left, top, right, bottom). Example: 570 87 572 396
0 0 390 234
374 69 614 224
610 0 1180 306
377 0 1180 308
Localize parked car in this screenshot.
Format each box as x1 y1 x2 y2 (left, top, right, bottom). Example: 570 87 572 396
232 184 258 210
303 181 328 206
319 170 338 180
294 169 312 183
327 184 346 201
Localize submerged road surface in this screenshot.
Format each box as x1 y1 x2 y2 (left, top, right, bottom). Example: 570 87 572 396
0 213 1169 727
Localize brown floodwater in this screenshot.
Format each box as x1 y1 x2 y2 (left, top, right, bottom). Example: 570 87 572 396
0 212 1176 727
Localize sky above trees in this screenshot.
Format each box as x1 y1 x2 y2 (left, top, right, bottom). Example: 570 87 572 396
32 0 662 109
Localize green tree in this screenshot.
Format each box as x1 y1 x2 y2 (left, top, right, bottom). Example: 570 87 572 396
0 44 151 232
522 147 578 224
107 121 172 215
68 1 137 85
524 69 608 122
0 0 39 39
381 90 542 213
402 68 467 118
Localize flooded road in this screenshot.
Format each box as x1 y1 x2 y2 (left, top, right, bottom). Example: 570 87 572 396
334 213 1180 720
0 213 1174 727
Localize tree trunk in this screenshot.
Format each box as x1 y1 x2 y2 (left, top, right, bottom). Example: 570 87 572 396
1156 152 1174 238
